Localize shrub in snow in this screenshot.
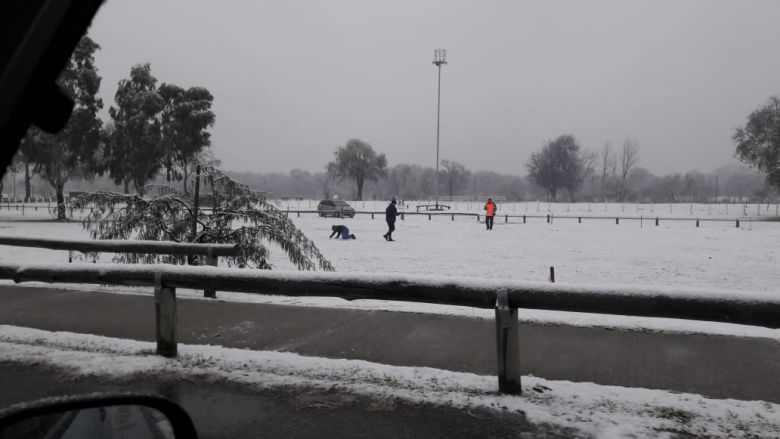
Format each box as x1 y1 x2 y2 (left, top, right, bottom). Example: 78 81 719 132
69 167 334 271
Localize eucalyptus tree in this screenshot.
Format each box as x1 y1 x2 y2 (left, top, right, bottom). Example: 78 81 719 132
734 96 780 191
23 35 104 219
158 83 215 193
106 63 164 194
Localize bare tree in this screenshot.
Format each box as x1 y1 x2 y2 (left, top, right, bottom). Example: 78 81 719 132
617 137 640 201
316 173 332 200
600 142 614 201
439 159 470 197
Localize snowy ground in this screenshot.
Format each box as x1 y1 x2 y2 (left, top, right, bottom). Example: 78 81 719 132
1 205 779 437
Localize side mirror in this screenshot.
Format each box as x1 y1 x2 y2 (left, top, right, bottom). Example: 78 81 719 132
0 393 198 439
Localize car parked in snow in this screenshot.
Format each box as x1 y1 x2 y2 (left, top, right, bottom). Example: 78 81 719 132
316 200 355 218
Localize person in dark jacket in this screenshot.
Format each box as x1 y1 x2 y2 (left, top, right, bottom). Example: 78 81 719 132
383 199 400 241
329 225 356 239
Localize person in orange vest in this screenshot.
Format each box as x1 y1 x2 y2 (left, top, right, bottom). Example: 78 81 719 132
484 198 497 230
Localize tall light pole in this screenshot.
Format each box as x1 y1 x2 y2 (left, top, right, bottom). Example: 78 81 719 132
433 49 447 210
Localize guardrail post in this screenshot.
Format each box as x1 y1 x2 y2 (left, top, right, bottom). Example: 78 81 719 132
578 217 581 223
736 219 740 228
505 215 508 223
428 213 431 220
495 291 521 395
696 219 699 227
204 248 217 298
155 272 177 357
523 215 526 224
616 217 619 225
371 213 374 219
546 214 550 223
655 217 659 226
451 214 454 221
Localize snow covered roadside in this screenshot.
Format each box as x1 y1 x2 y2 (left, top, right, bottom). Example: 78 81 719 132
0 325 777 438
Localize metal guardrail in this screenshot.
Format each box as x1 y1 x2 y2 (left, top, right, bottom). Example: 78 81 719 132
0 237 239 298
1 263 777 394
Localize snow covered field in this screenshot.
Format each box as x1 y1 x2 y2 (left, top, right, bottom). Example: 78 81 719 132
2 203 779 293
1 206 779 437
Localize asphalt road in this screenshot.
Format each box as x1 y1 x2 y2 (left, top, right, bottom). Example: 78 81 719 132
0 363 580 439
0 285 778 404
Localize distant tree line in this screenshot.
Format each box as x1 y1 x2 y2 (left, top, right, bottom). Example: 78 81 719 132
214 162 770 204
17 133 769 206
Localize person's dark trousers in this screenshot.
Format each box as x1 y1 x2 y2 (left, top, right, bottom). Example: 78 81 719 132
486 216 494 230
384 222 395 240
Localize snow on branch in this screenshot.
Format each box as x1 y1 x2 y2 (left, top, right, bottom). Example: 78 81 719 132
68 167 334 271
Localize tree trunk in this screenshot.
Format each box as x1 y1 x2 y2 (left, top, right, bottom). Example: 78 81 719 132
56 183 66 220
356 178 364 201
24 162 31 202
182 167 190 194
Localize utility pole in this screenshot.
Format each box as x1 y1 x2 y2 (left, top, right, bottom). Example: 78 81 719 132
433 49 447 210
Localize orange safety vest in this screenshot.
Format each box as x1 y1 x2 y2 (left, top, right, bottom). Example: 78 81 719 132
485 201 496 217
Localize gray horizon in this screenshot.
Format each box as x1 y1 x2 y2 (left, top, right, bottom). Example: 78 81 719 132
88 0 780 176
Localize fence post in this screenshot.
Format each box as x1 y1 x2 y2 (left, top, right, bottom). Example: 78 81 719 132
495 291 521 395
578 217 581 224
372 213 374 219
616 217 619 225
696 219 699 227
155 272 177 358
736 219 740 228
523 215 526 224
204 248 217 298
451 214 454 221
505 215 508 223
546 214 550 223
655 217 659 226
428 213 431 220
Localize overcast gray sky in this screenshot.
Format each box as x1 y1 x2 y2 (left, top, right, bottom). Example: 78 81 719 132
89 0 780 175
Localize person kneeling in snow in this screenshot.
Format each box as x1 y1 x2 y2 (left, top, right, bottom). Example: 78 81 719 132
329 225 356 240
